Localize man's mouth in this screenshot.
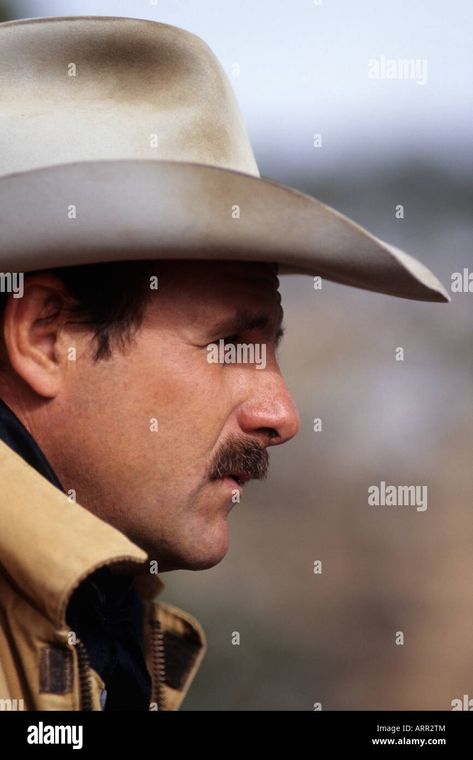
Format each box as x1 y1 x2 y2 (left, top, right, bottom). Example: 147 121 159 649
208 437 269 486
220 472 251 487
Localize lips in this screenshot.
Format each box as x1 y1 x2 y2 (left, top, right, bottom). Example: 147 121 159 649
224 473 251 487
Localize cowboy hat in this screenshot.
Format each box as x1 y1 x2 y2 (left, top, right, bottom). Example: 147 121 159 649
0 15 448 302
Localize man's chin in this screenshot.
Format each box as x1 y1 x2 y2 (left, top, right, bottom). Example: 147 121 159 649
142 522 230 572
154 551 228 573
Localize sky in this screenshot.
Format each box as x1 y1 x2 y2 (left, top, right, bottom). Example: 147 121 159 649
10 0 473 177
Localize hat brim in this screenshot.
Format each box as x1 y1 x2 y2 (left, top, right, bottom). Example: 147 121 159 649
0 159 449 302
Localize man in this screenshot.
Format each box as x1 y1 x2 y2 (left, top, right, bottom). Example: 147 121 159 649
0 16 448 711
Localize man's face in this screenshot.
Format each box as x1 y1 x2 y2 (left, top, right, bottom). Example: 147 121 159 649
45 261 300 571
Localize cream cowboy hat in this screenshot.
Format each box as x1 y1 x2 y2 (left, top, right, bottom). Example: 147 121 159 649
0 15 448 302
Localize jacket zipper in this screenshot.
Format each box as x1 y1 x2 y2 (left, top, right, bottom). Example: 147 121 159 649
76 639 94 711
63 556 149 711
150 616 166 710
74 630 165 711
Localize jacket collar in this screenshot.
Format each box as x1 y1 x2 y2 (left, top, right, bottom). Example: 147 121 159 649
0 438 164 627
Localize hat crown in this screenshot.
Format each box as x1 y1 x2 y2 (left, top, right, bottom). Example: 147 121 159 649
0 16 259 178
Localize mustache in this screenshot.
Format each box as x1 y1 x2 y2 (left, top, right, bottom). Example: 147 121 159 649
209 437 269 481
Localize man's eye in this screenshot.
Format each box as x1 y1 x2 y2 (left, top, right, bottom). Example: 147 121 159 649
221 334 241 346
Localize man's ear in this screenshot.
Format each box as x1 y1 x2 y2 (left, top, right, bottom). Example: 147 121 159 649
2 273 73 398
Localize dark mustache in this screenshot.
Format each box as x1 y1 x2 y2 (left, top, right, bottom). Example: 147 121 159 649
209 438 269 481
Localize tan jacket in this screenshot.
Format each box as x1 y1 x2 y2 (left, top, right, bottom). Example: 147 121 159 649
0 440 206 711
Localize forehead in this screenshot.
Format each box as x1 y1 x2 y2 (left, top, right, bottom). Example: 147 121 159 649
159 260 280 302
148 260 282 329
160 260 278 287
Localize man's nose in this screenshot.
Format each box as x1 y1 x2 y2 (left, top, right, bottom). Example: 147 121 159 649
236 372 300 446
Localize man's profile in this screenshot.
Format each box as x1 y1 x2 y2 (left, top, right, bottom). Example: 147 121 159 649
0 16 448 711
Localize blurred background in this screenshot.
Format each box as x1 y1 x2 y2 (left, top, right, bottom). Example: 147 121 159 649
2 1 472 709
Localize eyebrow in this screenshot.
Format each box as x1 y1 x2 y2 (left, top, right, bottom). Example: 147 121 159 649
209 310 285 346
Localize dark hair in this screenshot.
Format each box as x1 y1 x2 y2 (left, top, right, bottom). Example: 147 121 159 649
0 260 158 364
